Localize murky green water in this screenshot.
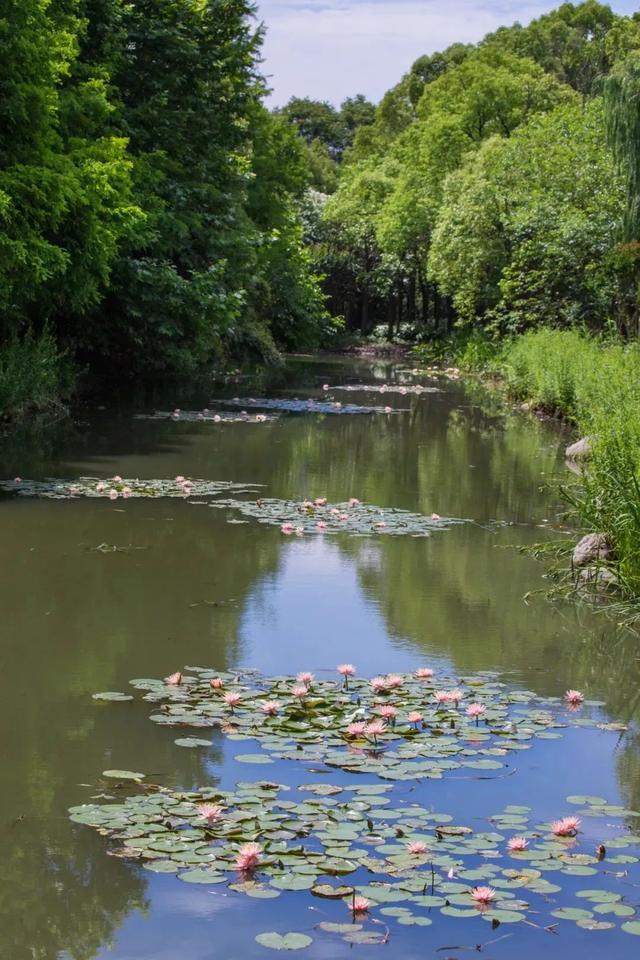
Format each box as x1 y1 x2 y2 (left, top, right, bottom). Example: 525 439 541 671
2 357 639 960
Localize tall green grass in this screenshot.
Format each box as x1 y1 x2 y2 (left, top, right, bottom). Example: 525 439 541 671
501 329 640 595
0 329 70 421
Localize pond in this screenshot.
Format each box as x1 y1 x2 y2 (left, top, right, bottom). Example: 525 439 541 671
1 356 639 960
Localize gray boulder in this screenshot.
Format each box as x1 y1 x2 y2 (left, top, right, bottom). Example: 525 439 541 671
572 533 613 566
578 566 618 590
565 437 591 460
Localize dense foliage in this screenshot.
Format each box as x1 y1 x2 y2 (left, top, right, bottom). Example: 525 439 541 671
500 329 640 597
0 0 329 417
314 2 640 340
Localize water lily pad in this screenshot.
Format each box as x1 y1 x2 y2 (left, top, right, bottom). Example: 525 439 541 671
175 737 211 748
93 692 134 702
102 769 145 781
235 754 274 764
577 919 615 931
621 921 640 935
255 932 313 951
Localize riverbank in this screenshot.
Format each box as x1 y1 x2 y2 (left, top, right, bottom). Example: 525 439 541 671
416 329 640 606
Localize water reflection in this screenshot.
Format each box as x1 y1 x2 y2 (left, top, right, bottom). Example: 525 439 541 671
1 357 639 959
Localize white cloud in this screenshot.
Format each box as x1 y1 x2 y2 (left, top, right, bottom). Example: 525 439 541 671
255 0 637 106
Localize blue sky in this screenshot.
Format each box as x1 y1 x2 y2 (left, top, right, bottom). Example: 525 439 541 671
255 1 639 105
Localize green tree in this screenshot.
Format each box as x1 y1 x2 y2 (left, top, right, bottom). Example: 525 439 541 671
429 100 623 331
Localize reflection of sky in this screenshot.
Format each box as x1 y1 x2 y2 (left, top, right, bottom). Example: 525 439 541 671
237 536 448 675
256 1 640 105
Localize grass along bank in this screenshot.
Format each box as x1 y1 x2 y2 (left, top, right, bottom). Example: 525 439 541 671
417 329 640 603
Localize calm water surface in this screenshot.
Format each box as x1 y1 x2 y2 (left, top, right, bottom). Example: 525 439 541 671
1 357 639 960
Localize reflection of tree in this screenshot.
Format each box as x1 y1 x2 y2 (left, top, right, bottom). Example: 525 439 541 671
3 357 639 958
0 825 147 960
0 494 282 959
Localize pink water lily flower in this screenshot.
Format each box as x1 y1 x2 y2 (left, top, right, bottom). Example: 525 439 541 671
378 704 397 721
224 692 241 710
448 689 464 705
384 406 392 413
175 476 186 484
467 703 486 719
434 690 450 705
109 489 119 500
552 816 581 837
197 803 222 823
338 664 355 677
348 498 360 506
315 497 327 506
350 895 370 915
292 685 308 701
112 475 123 483
96 482 106 493
564 689 584 705
14 477 22 483
370 676 388 693
295 526 304 536
471 886 495 905
339 513 349 521
375 521 386 528
365 719 386 742
386 674 404 689
165 671 182 685
407 711 423 726
281 522 295 535
122 486 132 498
302 500 314 509
346 721 367 737
407 840 429 855
322 384 330 391
399 386 408 395
210 677 224 689
297 672 314 686
316 521 327 531
431 512 441 520
507 837 529 852
255 414 267 422
261 700 281 716
213 414 221 422
415 667 434 679
236 842 262 873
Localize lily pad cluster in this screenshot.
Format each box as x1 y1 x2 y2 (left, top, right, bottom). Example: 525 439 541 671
101 668 599 782
135 410 279 423
328 384 440 396
0 477 260 500
210 397 406 415
69 777 640 945
206 498 461 537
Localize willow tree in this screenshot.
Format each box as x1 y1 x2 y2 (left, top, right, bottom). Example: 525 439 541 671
605 53 640 334
605 53 640 241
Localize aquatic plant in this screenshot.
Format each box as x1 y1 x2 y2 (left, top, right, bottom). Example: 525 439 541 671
69 777 640 944
95 667 610 783
209 397 407 415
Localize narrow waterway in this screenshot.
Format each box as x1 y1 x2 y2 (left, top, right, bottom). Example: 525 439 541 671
1 356 639 960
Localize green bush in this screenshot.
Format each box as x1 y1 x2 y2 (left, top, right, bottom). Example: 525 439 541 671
0 330 71 420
